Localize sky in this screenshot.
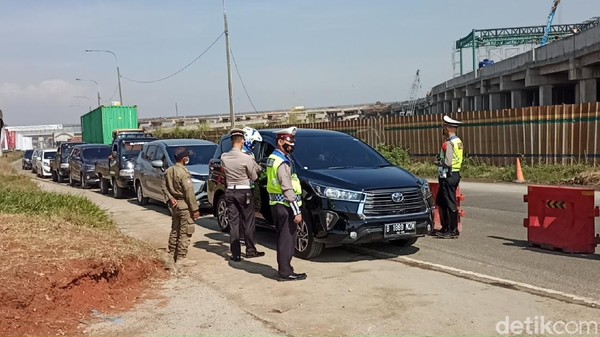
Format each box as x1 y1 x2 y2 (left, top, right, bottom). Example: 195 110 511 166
1 0 599 126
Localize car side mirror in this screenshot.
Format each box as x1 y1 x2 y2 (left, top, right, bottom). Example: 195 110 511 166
151 160 164 169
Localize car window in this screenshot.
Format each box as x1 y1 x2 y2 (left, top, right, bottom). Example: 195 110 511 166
214 136 232 159
43 151 56 159
70 148 79 158
153 146 165 161
82 147 111 160
121 141 145 155
292 135 389 170
167 144 217 165
146 145 158 161
257 142 275 161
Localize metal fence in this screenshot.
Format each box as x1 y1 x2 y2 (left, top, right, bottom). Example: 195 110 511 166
190 103 600 166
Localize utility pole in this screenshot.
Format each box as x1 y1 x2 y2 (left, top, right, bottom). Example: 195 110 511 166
175 102 179 117
223 0 235 128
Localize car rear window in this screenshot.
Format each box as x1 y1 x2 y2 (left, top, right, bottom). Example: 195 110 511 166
43 152 56 159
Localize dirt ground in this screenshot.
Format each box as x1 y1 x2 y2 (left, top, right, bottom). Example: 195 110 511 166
0 213 167 336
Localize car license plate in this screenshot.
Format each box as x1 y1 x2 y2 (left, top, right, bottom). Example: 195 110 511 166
384 221 416 237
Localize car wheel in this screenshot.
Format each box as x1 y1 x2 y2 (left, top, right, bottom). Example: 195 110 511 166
295 209 324 260
68 173 75 187
112 178 124 199
99 177 109 194
389 237 418 247
216 193 230 232
136 182 149 205
51 170 58 182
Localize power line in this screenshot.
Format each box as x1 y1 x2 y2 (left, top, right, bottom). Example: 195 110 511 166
230 47 258 113
121 32 225 84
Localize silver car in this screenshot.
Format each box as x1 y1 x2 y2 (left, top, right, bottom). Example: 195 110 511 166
133 139 217 210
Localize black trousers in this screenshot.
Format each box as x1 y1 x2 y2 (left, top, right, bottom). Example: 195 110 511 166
437 172 461 233
271 204 297 277
226 189 257 258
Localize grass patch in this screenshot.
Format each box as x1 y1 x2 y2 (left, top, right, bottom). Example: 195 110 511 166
2 151 23 163
0 157 113 229
377 144 600 187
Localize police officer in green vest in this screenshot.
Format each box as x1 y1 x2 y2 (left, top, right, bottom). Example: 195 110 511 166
266 127 307 281
435 116 464 239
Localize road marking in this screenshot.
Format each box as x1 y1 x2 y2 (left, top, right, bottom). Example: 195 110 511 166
349 246 600 309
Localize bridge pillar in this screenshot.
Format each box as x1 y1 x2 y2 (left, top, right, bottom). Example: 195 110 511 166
511 90 523 109
451 99 460 113
474 95 484 111
539 85 553 106
576 79 597 103
489 93 502 111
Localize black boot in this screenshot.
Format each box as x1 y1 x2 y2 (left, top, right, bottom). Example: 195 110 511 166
448 210 460 238
435 208 450 236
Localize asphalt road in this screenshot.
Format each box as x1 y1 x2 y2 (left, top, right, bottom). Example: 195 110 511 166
364 181 600 301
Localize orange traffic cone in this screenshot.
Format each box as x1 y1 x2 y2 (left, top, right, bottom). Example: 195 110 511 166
514 158 526 183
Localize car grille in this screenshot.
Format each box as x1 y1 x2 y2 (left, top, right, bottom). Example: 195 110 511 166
363 188 426 216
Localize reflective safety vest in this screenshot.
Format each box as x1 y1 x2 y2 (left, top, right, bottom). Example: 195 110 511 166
439 135 464 172
266 151 302 207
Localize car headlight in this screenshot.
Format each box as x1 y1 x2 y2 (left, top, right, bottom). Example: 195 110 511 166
420 180 432 198
310 182 364 202
191 178 205 194
119 169 134 176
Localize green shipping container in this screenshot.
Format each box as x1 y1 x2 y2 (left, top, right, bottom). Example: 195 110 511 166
80 106 139 144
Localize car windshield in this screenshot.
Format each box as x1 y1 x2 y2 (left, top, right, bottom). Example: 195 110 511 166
292 135 390 170
121 141 146 159
43 152 56 160
82 147 111 161
24 150 33 158
167 144 217 165
61 145 76 158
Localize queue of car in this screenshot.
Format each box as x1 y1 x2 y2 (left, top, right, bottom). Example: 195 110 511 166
22 128 435 259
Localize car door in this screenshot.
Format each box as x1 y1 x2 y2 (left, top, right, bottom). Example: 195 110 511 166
140 145 158 199
253 140 276 225
137 144 154 197
68 148 81 181
147 145 167 201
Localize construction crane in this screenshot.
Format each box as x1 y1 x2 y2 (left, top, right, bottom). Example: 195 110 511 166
405 70 421 116
541 0 561 46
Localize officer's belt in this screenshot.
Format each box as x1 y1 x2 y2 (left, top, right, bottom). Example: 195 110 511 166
269 193 301 203
228 184 251 190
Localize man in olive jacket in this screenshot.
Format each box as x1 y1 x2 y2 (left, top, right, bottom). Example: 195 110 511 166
162 147 200 266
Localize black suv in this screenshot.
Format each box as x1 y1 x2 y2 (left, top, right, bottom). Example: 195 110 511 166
207 128 434 259
51 141 84 182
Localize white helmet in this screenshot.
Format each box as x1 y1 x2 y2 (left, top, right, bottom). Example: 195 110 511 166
242 127 262 151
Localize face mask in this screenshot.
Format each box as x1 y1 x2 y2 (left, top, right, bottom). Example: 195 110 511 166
283 143 295 154
183 157 190 165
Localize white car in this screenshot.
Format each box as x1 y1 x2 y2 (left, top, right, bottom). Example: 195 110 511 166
36 149 57 178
